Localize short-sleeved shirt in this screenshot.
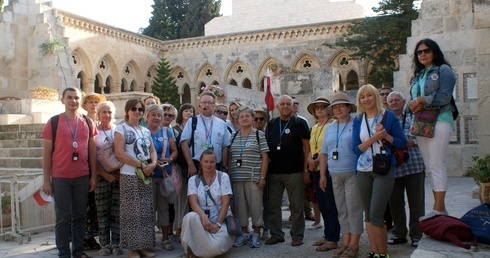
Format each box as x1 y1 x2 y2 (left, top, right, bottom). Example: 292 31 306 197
229 130 269 182
41 113 98 178
309 122 328 171
320 120 357 173
266 116 310 174
394 112 425 178
180 115 231 163
115 123 152 176
188 172 233 223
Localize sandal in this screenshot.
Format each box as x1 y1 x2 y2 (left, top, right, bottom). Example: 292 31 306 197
162 240 175 251
315 241 338 252
111 244 123 256
341 247 359 258
333 245 349 258
99 245 111 256
83 237 101 250
313 238 327 246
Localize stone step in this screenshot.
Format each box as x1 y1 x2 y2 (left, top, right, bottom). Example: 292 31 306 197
0 131 41 140
0 168 43 177
0 148 43 158
0 157 42 169
0 139 44 148
0 123 45 133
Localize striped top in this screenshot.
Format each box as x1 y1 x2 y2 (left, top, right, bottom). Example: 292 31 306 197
229 129 269 182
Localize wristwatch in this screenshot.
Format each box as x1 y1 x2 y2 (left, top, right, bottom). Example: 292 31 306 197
216 222 222 228
260 176 266 180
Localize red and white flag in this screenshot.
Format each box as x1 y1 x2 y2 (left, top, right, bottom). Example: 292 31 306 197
264 69 274 111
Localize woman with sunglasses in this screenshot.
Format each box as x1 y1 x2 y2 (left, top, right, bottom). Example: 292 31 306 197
408 39 457 221
305 97 340 252
114 99 157 258
145 104 178 251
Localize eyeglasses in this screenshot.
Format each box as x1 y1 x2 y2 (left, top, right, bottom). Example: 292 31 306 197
416 48 431 56
215 110 228 116
200 101 215 105
254 117 265 121
379 93 391 96
130 107 144 112
163 113 175 118
315 104 328 110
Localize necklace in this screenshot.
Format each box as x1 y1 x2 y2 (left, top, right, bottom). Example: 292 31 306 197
314 121 328 150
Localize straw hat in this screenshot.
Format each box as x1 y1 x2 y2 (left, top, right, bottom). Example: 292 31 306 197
254 107 267 116
327 92 357 113
307 96 331 115
82 92 106 105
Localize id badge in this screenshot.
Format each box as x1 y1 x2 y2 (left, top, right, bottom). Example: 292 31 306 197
208 145 214 150
72 152 79 161
332 151 339 160
276 144 281 151
236 159 242 167
380 146 386 155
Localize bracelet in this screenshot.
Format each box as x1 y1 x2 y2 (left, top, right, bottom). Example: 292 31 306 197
216 222 222 228
140 162 143 169
260 176 265 180
170 157 173 162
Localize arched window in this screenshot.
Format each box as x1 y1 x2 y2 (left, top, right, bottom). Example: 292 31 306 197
346 71 359 90
243 78 252 89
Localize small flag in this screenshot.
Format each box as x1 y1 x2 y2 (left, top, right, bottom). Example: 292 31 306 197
264 69 274 111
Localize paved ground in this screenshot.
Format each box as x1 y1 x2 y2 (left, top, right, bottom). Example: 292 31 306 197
1 177 488 258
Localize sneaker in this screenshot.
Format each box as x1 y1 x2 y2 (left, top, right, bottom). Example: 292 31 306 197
168 234 181 243
250 233 260 248
419 210 448 221
260 230 271 240
411 239 420 247
233 233 250 247
387 236 407 245
308 223 323 230
378 254 390 258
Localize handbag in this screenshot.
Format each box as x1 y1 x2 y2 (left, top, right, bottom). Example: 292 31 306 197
419 214 476 249
160 176 175 197
410 107 440 138
365 112 391 175
460 203 490 245
382 112 409 168
97 137 123 173
200 172 242 237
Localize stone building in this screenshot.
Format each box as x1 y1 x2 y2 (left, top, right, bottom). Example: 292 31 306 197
0 0 488 175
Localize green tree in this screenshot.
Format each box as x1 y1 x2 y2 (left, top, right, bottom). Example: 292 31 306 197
152 57 180 108
328 0 418 87
180 0 221 38
142 0 221 40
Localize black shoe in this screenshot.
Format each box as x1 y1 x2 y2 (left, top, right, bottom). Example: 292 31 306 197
387 237 408 245
411 239 420 247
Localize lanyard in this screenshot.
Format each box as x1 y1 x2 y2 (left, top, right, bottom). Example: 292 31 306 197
314 122 327 149
278 118 291 143
201 115 214 146
335 121 349 149
239 129 252 157
64 113 79 148
102 126 113 143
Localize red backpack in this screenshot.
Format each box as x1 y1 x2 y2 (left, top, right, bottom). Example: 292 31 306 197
418 214 477 249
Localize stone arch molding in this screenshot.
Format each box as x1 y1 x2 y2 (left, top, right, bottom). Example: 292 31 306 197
258 57 282 81
122 60 142 91
171 66 190 94
329 50 360 91
144 64 157 92
293 52 320 72
225 61 253 88
95 54 119 92
195 64 220 88
71 47 93 82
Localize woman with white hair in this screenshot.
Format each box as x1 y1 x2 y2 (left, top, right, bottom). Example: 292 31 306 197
94 101 123 256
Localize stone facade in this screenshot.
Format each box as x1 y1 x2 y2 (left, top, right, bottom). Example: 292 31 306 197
0 0 488 175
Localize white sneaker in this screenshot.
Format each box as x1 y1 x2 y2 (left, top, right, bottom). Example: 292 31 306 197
260 230 270 240
419 210 448 221
308 223 323 230
233 233 250 247
250 233 260 248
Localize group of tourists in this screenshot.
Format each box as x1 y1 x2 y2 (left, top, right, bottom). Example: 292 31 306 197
41 38 457 258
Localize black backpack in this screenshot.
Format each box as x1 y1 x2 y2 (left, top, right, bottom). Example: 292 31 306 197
175 116 197 169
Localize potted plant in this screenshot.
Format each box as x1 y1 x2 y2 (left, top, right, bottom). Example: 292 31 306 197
467 154 490 203
1 193 11 227
29 85 59 100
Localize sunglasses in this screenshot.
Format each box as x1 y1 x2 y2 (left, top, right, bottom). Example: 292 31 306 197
130 107 144 112
254 117 265 121
315 104 328 110
416 48 431 56
163 113 175 118
379 93 390 96
215 110 228 116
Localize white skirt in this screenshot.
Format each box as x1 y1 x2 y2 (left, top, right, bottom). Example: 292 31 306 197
181 212 234 258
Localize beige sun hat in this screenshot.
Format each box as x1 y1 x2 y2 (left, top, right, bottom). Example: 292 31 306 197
82 92 106 106
254 106 267 116
307 96 331 115
327 92 357 113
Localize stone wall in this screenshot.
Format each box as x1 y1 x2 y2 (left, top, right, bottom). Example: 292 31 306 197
394 0 488 175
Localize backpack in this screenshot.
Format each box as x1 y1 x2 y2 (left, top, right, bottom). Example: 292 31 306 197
50 114 93 153
175 116 197 170
230 129 261 147
419 214 476 249
460 203 490 245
